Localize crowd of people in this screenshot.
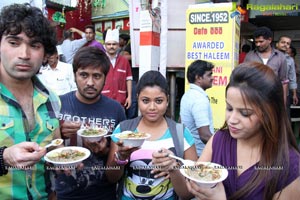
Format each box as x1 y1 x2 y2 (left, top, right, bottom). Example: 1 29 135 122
0 3 300 200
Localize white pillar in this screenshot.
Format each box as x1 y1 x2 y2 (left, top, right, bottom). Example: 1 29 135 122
139 1 161 78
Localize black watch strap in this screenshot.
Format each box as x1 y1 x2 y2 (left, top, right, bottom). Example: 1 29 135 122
0 146 8 176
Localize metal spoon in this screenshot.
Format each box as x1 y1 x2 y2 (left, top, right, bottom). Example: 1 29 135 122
45 139 64 149
168 154 195 166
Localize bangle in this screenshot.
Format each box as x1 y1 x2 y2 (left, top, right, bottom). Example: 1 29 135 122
0 146 8 176
114 152 128 165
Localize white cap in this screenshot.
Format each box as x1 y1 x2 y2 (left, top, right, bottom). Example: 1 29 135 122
105 29 119 43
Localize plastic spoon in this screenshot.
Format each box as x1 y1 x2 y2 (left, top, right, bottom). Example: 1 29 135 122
168 154 195 165
103 135 112 138
26 139 63 177
45 139 64 149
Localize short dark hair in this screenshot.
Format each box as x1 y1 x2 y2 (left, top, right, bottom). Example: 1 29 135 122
63 29 72 39
278 35 291 42
187 60 214 83
137 70 169 97
73 46 110 76
253 26 273 40
242 44 251 53
119 34 130 42
85 25 95 33
0 3 57 55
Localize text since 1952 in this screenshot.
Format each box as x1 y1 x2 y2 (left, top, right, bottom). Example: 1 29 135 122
189 11 229 24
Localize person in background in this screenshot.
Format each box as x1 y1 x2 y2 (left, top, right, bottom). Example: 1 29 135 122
287 45 297 62
239 44 251 64
180 60 214 156
118 33 138 119
106 70 197 199
118 33 130 55
288 46 300 107
84 25 106 52
60 27 87 64
103 29 108 42
56 46 126 200
276 36 298 116
186 62 300 199
0 3 61 199
102 29 133 111
244 26 288 105
122 40 132 67
37 48 77 95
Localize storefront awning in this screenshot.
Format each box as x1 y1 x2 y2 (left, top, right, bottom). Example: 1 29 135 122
92 10 129 22
46 0 77 11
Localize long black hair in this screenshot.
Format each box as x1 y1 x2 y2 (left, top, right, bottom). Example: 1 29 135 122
223 62 299 200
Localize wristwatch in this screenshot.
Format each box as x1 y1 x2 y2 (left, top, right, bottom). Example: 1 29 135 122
114 152 128 165
0 146 8 176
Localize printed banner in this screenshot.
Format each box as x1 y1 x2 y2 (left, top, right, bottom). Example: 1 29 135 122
185 2 241 130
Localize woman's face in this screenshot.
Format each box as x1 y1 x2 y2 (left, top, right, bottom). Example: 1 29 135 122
225 87 262 141
138 86 168 122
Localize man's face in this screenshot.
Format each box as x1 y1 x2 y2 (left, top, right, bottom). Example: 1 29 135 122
47 52 59 68
85 28 95 42
75 66 106 104
276 37 291 53
198 70 213 90
119 38 126 48
254 36 272 53
105 41 119 56
0 31 45 81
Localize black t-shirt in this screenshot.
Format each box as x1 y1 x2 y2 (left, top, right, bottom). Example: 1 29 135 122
55 91 126 200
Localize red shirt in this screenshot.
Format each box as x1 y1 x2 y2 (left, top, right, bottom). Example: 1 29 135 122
239 52 247 64
102 54 132 106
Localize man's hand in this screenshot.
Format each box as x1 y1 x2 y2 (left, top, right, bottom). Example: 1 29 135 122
293 91 299 105
83 137 109 156
60 120 81 139
124 97 132 110
3 142 46 169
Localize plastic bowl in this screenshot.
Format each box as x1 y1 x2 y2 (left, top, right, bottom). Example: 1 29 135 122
44 146 90 168
180 161 228 188
77 127 108 142
114 131 151 147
